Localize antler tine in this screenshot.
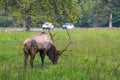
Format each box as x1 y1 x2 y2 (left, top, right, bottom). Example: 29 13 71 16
53 32 59 37
60 30 72 54
48 30 59 41
48 30 53 40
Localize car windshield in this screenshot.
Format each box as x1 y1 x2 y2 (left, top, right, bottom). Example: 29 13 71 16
65 23 70 25
44 22 52 25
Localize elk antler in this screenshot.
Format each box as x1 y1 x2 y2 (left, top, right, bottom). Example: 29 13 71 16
48 30 59 41
60 30 72 54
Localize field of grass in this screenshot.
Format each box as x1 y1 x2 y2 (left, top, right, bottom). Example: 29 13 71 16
0 28 120 80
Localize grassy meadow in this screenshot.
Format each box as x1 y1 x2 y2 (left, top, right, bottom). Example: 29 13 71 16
0 28 120 80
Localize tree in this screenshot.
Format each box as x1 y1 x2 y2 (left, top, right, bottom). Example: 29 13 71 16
113 11 120 27
34 0 82 26
97 0 120 27
78 0 120 27
14 0 34 31
0 0 15 27
0 0 82 28
79 0 95 27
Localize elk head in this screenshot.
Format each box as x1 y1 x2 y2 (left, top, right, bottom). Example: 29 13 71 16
48 30 72 64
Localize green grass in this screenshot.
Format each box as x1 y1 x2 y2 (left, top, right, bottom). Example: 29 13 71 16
0 28 120 80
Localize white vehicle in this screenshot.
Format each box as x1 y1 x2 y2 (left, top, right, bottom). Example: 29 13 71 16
62 23 75 29
42 22 54 30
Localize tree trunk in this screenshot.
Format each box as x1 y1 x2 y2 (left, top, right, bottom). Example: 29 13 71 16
109 11 112 28
23 14 26 31
26 16 31 31
108 0 113 28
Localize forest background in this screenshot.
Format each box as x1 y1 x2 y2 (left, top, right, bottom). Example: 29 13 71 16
0 0 120 31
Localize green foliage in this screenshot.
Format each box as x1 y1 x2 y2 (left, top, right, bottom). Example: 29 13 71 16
79 0 94 27
0 16 13 27
0 28 120 80
113 11 120 27
0 0 120 27
78 0 120 27
34 0 82 26
95 0 120 27
0 0 82 27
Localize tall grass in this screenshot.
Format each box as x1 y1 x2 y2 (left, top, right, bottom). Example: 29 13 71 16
0 28 120 80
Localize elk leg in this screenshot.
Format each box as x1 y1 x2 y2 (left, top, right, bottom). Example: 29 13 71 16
30 47 36 68
40 51 46 66
24 54 29 69
30 55 35 68
40 53 45 66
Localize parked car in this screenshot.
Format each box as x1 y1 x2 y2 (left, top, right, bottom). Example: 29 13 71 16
42 22 54 30
62 23 75 29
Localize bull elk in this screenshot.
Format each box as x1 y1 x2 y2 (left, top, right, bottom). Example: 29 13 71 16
23 30 71 68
